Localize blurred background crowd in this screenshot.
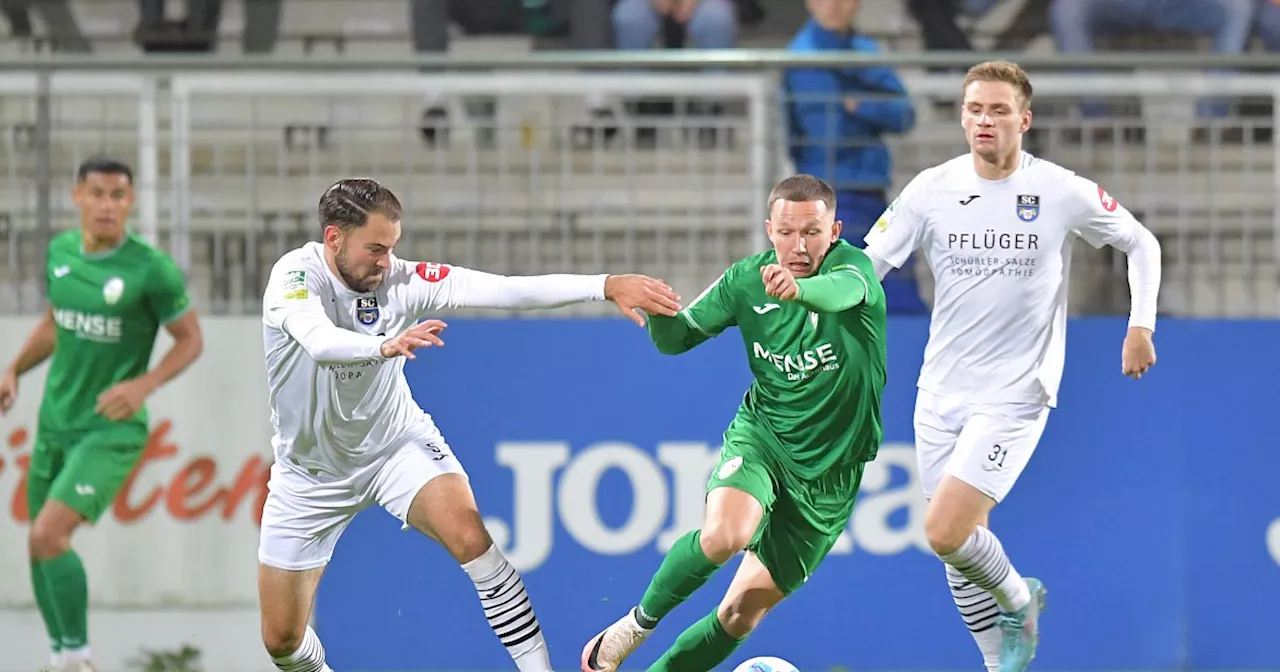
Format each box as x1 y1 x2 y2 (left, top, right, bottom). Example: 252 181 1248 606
2 0 1277 319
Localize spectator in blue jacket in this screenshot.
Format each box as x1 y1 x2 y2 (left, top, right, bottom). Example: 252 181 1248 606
784 0 916 244
784 0 923 312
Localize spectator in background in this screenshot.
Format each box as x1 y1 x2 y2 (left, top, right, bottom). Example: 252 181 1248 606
1255 0 1280 51
783 0 923 313
608 0 742 149
1049 0 1253 118
613 0 738 50
908 0 1050 54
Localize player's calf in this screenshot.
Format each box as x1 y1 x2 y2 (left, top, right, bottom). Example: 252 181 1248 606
29 500 90 665
649 552 783 671
406 475 552 672
928 477 1031 613
582 488 764 672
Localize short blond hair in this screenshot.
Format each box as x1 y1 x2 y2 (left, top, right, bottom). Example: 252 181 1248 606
963 60 1033 110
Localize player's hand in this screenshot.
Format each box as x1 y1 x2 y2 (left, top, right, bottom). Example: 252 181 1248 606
761 264 800 301
381 320 447 360
1121 326 1156 380
604 274 682 327
96 377 155 422
0 368 17 416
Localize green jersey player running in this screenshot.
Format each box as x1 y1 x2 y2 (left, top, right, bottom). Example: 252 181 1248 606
581 175 887 672
0 158 204 672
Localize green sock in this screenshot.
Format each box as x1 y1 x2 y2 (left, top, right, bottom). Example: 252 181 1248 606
35 551 89 650
648 609 745 672
30 560 64 653
635 530 722 627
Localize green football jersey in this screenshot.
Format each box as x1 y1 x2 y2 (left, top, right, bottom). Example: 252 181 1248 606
39 230 191 436
648 240 888 478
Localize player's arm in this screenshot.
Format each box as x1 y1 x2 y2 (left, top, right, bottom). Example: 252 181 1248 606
862 172 930 280
404 262 680 326
408 262 608 311
137 257 204 393
647 269 738 355
264 262 389 364
793 262 882 313
1068 178 1162 333
1068 177 1162 378
0 307 56 414
5 307 56 377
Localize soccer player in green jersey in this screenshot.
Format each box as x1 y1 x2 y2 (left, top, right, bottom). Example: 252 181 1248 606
0 157 204 672
581 174 887 672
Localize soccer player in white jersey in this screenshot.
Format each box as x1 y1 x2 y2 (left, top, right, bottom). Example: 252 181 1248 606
863 61 1161 672
257 178 683 672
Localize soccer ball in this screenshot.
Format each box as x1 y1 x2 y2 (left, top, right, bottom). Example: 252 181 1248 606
732 656 800 672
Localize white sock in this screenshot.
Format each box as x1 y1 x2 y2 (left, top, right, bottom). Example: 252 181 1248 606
939 526 1031 612
49 651 65 668
462 544 551 672
270 626 333 672
63 646 91 661
946 563 1002 672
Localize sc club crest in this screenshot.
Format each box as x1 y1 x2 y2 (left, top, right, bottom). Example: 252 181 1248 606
355 296 379 325
1016 194 1040 222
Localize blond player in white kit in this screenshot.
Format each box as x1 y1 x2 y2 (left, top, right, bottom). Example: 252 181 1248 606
256 178 683 672
863 61 1162 672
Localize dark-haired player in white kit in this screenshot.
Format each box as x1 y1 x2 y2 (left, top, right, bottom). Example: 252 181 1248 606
863 61 1161 672
256 178 684 672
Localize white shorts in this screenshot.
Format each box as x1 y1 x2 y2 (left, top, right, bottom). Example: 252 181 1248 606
913 388 1049 503
257 429 466 571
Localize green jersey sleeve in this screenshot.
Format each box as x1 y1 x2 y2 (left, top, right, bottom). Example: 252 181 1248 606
648 265 740 354
794 247 883 313
145 253 192 325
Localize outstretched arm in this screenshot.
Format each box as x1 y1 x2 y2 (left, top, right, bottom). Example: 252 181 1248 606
649 270 738 355
405 262 681 326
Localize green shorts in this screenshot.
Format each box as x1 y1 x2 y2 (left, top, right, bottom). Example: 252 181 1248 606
706 439 865 596
29 426 148 524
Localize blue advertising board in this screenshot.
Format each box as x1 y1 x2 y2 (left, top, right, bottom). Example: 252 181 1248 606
315 317 1280 671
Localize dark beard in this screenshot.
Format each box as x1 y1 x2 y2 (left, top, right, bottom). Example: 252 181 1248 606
335 247 377 293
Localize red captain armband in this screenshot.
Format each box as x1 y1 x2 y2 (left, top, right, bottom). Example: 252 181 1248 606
1098 185 1119 213
415 262 452 283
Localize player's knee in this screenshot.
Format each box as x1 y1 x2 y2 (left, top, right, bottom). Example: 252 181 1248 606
261 621 305 658
716 597 769 639
441 519 494 565
924 508 974 556
698 523 751 564
27 521 71 560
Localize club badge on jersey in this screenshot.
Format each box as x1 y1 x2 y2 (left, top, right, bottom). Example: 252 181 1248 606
356 296 380 325
1016 194 1040 222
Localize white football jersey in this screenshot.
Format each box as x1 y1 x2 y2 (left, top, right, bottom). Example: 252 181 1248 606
261 242 606 475
864 152 1155 407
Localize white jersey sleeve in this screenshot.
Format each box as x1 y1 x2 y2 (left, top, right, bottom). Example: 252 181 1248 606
263 255 387 363
864 170 932 272
1066 178 1163 331
399 261 608 317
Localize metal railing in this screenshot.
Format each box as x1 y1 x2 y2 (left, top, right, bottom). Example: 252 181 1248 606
0 51 1278 318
